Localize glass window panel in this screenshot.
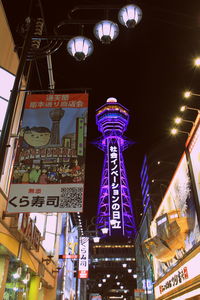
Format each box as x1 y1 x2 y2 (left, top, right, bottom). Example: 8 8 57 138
42 232 55 253
0 99 8 130
30 213 46 235
0 67 15 100
46 214 57 234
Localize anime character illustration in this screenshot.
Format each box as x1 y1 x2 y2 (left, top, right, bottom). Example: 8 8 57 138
20 126 51 148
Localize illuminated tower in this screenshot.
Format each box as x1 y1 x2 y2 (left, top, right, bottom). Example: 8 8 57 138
95 97 137 239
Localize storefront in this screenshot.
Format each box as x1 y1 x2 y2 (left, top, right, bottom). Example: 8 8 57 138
0 212 58 299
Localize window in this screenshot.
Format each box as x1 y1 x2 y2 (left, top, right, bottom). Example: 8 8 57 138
0 67 15 133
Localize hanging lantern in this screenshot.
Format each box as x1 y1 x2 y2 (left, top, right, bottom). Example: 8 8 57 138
67 36 93 61
94 20 119 44
118 4 142 28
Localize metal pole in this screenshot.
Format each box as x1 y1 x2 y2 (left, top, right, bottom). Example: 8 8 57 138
0 18 35 178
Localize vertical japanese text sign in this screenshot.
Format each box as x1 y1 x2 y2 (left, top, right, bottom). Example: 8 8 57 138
108 139 123 236
7 93 88 213
78 237 89 279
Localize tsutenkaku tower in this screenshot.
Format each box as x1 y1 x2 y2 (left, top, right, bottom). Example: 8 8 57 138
95 97 137 239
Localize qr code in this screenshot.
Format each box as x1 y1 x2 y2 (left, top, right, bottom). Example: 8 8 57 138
59 187 83 208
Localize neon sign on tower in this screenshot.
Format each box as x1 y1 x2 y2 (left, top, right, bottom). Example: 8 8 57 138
95 97 137 239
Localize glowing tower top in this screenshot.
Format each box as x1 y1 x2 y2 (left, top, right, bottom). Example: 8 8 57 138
95 97 137 240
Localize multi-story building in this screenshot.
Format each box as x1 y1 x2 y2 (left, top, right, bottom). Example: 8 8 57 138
139 113 200 300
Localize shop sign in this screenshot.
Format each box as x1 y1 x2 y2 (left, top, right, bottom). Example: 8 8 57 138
78 237 89 278
18 213 41 251
155 253 200 298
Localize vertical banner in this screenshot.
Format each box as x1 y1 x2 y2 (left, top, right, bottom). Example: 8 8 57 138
7 93 88 213
78 237 89 279
108 139 123 236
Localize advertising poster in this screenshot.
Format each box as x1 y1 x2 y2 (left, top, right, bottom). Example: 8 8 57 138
189 122 200 206
7 93 88 213
143 154 200 281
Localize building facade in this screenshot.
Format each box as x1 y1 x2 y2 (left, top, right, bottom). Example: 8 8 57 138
141 114 200 299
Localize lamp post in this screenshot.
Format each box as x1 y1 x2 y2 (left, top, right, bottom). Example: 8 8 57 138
0 2 142 179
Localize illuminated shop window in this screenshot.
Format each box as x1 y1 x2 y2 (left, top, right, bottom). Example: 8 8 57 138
0 67 15 133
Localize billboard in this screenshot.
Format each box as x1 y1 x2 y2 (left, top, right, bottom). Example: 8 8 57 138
7 93 88 213
188 122 200 206
143 154 200 281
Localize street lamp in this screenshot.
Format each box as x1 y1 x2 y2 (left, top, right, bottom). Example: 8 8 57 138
118 4 142 28
183 90 200 99
174 117 194 125
93 20 119 44
157 160 176 166
170 128 189 136
180 105 200 113
67 36 93 61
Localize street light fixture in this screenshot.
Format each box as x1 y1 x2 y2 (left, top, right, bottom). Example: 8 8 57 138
67 36 93 61
157 160 176 166
174 117 194 125
194 57 200 67
170 128 189 136
180 105 200 113
183 90 200 99
93 20 119 44
118 4 142 28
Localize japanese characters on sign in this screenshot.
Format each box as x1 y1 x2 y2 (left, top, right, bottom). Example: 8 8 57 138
155 253 200 298
7 93 88 213
108 139 123 236
78 237 89 279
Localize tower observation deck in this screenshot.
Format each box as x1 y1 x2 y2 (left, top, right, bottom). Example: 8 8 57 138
95 97 137 239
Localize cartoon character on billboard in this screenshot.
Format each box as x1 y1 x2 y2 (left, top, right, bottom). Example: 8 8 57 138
20 126 51 148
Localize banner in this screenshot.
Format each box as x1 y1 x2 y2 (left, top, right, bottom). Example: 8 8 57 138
78 237 89 279
7 93 88 213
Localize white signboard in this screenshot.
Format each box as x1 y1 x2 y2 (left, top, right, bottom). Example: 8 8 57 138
78 237 89 279
154 253 200 298
8 183 83 213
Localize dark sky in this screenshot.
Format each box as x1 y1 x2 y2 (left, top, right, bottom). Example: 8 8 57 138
2 0 200 225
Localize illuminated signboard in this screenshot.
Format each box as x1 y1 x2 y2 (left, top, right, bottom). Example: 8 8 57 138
154 253 200 298
188 122 200 206
145 154 200 281
108 139 123 236
78 237 89 279
7 93 88 213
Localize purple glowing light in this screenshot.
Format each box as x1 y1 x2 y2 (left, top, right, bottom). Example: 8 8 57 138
95 100 137 238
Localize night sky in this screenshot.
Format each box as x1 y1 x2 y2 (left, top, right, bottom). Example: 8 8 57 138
2 0 200 225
